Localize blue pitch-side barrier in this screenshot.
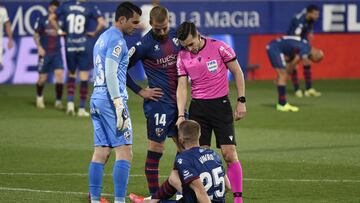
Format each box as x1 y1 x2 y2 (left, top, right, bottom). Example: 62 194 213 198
1 0 359 83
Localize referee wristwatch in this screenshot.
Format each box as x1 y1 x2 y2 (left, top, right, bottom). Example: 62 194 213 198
237 96 246 103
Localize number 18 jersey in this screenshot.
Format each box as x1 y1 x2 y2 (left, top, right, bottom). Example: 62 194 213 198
56 0 102 50
175 147 226 202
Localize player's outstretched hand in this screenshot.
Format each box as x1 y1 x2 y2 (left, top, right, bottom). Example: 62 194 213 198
139 87 164 101
114 98 130 131
234 102 246 121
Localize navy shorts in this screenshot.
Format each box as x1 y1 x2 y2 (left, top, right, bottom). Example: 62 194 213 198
266 44 286 69
38 52 64 74
144 101 178 143
65 49 91 72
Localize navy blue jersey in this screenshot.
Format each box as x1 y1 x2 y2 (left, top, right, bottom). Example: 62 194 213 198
34 15 61 55
175 147 226 202
286 9 314 40
56 0 101 50
268 36 311 59
128 29 181 104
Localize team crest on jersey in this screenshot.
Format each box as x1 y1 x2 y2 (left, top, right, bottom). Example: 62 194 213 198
154 44 160 51
206 60 218 73
128 46 136 58
136 41 142 46
124 131 131 140
112 45 122 58
155 128 164 137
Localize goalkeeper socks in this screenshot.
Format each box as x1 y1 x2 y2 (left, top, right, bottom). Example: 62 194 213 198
113 160 131 202
79 80 88 108
277 85 287 105
55 83 63 101
152 178 177 199
36 83 44 97
228 161 243 203
67 77 75 102
89 162 104 201
304 65 312 90
290 69 300 91
145 150 163 194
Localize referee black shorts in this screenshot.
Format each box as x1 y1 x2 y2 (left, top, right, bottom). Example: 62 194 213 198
189 95 236 148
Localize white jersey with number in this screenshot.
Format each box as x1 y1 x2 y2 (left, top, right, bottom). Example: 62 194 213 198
0 6 10 64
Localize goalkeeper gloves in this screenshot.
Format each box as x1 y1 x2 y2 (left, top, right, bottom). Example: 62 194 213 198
113 98 129 131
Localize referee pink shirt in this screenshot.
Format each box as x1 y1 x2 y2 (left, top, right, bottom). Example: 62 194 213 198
177 37 237 99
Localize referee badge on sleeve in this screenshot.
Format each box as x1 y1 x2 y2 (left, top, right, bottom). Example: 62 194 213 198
207 60 218 73
112 45 122 57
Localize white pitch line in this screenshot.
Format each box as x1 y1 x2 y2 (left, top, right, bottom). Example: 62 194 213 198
0 187 112 196
1 172 360 183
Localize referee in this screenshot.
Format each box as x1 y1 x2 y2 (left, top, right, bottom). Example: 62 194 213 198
175 22 246 203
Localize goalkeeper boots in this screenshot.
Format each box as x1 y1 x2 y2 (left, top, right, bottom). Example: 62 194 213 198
36 96 45 109
66 102 75 116
77 108 90 117
304 88 322 97
276 103 299 112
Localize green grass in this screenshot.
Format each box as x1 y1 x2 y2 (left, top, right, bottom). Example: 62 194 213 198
0 80 360 202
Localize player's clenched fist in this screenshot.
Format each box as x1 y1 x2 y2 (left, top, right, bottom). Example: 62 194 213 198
113 98 129 131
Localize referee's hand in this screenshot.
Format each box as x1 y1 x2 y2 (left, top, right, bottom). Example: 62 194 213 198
234 102 246 121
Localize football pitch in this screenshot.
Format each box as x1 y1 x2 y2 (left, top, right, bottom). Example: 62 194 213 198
0 80 359 202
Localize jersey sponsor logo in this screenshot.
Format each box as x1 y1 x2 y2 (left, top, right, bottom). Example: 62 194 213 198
183 169 193 179
112 45 122 58
206 60 218 73
155 127 164 137
128 46 136 58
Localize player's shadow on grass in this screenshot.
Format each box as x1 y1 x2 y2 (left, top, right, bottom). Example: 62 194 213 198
240 144 360 154
26 100 65 112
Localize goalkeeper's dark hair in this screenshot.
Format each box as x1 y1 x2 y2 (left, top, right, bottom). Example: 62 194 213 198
306 4 320 13
178 120 201 144
176 21 197 41
115 1 142 22
49 0 60 7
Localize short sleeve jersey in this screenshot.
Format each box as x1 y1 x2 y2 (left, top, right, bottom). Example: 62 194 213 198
177 37 236 99
175 147 226 202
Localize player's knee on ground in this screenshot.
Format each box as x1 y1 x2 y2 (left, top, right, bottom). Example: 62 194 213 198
168 170 182 192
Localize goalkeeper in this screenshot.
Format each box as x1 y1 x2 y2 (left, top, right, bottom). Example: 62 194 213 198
87 2 142 203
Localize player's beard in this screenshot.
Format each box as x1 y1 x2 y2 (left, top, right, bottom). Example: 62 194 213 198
154 33 168 41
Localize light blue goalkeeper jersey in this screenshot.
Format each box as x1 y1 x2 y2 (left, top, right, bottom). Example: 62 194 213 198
91 26 129 101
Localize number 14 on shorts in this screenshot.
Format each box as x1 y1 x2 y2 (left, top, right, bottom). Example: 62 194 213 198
154 113 166 126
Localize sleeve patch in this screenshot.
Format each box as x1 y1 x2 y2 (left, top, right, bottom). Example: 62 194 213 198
112 45 122 58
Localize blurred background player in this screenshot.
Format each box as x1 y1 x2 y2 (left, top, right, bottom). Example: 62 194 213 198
287 5 322 97
88 2 141 203
0 4 14 70
266 36 324 112
126 5 182 196
140 0 160 37
50 0 106 117
130 120 230 203
176 22 246 203
34 0 64 109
